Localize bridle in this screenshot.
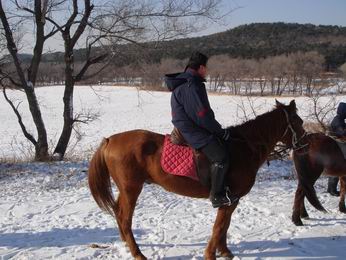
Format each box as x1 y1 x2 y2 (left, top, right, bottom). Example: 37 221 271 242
282 109 308 151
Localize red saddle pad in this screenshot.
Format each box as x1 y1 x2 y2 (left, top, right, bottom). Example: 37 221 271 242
160 135 198 181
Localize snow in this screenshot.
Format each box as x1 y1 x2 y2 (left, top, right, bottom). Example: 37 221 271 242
0 86 346 259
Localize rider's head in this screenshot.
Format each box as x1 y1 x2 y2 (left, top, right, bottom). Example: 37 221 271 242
185 51 208 78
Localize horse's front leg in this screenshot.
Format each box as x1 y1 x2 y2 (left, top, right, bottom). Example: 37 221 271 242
217 232 234 259
339 176 346 213
205 203 238 260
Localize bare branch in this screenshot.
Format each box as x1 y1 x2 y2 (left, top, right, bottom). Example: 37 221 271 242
306 94 337 133
44 26 60 40
74 53 108 82
0 65 22 87
73 108 100 124
70 0 94 48
0 0 27 87
2 87 37 146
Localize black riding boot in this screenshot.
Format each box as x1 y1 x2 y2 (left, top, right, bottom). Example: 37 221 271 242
327 177 340 196
210 162 239 208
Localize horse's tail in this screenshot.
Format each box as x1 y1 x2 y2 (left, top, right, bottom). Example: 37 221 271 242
88 138 117 216
293 153 327 212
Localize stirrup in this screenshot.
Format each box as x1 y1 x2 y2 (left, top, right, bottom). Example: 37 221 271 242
211 187 239 208
225 187 239 205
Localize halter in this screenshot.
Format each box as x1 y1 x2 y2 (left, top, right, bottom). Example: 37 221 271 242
282 109 308 151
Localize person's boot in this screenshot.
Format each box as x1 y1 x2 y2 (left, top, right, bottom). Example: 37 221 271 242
209 162 239 208
327 177 340 196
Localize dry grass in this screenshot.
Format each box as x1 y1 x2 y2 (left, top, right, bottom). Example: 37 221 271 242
303 121 326 133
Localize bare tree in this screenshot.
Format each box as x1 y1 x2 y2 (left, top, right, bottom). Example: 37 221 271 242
235 96 264 122
208 55 231 92
305 94 337 133
335 63 346 94
287 51 324 96
0 0 226 160
300 52 324 95
226 58 247 95
0 0 55 160
253 58 268 96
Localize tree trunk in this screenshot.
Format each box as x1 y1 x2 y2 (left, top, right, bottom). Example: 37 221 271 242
27 87 49 161
53 1 94 160
53 38 75 159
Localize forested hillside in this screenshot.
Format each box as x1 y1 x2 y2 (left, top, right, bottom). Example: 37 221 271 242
40 22 346 69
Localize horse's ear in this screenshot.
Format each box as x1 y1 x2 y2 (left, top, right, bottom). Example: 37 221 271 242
289 100 296 110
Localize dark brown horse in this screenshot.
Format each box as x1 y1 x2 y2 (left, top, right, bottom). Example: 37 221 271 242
292 133 346 226
88 100 305 260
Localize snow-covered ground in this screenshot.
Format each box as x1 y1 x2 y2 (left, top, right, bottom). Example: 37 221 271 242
1 86 346 259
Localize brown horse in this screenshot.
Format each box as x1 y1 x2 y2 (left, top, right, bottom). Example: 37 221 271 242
88 100 305 260
292 133 346 226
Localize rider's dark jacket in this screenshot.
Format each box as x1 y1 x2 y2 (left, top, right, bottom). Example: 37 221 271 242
165 69 225 149
331 102 346 137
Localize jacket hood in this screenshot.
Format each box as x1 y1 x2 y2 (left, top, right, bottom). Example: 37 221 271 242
164 72 187 91
337 102 346 119
164 70 205 91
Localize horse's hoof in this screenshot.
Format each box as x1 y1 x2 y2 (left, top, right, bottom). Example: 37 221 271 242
293 219 304 226
220 251 234 259
339 206 346 213
204 253 216 260
300 212 309 219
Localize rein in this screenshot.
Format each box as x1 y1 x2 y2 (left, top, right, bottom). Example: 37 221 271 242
267 109 309 165
282 109 309 151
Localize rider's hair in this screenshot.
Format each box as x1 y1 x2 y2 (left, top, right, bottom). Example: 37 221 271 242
185 51 208 71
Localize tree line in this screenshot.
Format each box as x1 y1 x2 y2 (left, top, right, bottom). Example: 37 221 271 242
26 50 345 96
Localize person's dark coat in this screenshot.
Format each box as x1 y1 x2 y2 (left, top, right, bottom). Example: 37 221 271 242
330 102 346 137
165 70 225 149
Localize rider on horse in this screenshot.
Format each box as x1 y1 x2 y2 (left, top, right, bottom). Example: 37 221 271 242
327 102 346 196
165 51 238 208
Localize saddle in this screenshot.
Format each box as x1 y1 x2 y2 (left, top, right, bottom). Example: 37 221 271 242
163 128 211 187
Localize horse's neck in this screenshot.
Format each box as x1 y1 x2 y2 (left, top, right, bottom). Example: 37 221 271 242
236 109 285 163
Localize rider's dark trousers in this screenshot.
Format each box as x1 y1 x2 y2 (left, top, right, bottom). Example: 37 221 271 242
200 139 230 196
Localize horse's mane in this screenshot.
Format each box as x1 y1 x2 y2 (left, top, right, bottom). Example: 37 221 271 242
227 106 284 142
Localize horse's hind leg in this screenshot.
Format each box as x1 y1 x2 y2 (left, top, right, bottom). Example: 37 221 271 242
300 196 309 219
339 176 346 213
113 196 125 241
117 183 146 260
292 183 305 226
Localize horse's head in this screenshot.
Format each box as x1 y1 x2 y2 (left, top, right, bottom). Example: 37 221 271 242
276 99 306 149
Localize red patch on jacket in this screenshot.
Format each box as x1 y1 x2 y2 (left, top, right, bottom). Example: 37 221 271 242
160 135 198 181
197 108 208 117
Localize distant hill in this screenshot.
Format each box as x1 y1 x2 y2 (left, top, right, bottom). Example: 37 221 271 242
148 22 346 70
36 23 346 70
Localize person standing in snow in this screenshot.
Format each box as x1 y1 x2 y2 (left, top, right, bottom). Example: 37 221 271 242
327 102 346 196
165 51 238 208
